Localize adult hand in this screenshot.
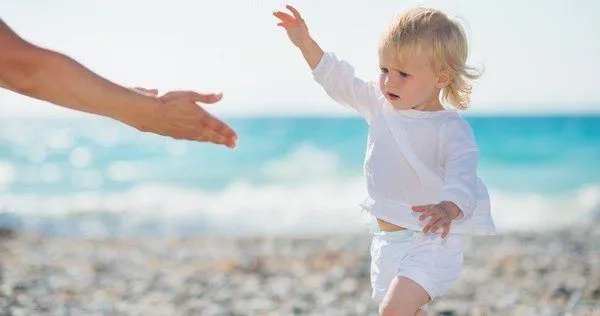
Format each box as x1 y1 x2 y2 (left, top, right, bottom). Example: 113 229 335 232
136 90 237 148
0 19 237 148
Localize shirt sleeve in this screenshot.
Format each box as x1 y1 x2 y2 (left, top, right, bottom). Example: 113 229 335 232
437 117 480 220
312 52 383 124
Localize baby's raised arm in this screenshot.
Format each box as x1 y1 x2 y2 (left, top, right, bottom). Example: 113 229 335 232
273 5 324 69
274 5 383 123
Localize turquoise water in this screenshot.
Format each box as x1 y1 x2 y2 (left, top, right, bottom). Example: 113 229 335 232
0 115 598 236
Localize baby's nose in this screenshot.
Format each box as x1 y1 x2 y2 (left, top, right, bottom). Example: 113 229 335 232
385 78 399 88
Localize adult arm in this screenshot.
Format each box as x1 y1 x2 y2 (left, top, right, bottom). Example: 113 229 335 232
0 19 237 147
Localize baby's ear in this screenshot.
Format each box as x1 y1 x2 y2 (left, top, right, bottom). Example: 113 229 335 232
436 70 453 89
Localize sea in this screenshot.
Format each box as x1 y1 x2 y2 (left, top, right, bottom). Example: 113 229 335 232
0 115 598 237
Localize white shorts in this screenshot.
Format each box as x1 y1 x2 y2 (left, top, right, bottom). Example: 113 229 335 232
370 229 463 304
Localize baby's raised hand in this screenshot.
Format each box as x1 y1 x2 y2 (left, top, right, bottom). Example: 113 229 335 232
273 5 311 48
412 201 463 238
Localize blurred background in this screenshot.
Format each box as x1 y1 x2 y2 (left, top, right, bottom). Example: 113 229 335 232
0 1 598 315
0 0 598 237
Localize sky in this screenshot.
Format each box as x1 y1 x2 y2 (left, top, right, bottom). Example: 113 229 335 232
0 0 599 118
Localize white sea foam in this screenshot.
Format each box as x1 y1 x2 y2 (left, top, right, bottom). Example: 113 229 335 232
0 181 598 237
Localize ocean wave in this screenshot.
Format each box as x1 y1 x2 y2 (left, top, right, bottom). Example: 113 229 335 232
490 184 600 231
0 181 598 237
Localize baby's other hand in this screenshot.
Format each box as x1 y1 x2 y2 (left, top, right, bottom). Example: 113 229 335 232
412 201 462 238
273 5 311 48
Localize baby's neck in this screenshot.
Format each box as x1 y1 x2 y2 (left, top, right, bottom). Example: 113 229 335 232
412 101 445 112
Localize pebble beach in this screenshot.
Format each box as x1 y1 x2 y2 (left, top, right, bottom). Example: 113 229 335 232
1 224 599 315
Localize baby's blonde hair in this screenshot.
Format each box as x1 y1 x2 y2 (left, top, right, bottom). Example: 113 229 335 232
379 7 481 110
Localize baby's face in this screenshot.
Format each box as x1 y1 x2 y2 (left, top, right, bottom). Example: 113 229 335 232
378 47 443 111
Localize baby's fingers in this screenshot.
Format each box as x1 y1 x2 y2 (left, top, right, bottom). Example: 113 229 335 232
418 208 437 222
412 205 432 213
423 216 443 233
273 11 295 23
440 223 451 238
432 218 452 234
286 5 303 20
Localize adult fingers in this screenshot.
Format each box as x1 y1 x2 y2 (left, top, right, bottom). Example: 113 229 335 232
199 111 238 141
160 90 187 103
191 92 223 104
194 128 236 148
160 91 223 105
158 92 238 144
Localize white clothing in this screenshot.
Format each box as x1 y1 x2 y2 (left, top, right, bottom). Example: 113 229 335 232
312 52 495 236
370 228 463 303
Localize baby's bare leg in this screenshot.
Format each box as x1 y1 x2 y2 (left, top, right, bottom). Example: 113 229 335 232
379 276 430 316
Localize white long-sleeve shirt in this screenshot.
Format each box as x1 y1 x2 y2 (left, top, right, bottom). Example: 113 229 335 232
312 52 495 235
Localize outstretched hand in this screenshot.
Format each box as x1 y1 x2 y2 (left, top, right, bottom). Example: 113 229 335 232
273 5 311 48
132 89 238 148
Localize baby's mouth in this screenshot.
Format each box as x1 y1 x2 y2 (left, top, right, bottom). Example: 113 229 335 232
386 92 400 101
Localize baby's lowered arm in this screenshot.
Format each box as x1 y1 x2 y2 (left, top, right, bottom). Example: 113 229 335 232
437 119 481 220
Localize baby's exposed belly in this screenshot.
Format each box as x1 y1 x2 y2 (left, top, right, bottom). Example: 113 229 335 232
376 218 407 231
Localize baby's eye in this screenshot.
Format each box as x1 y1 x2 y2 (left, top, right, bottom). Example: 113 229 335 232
380 68 389 74
399 71 409 78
